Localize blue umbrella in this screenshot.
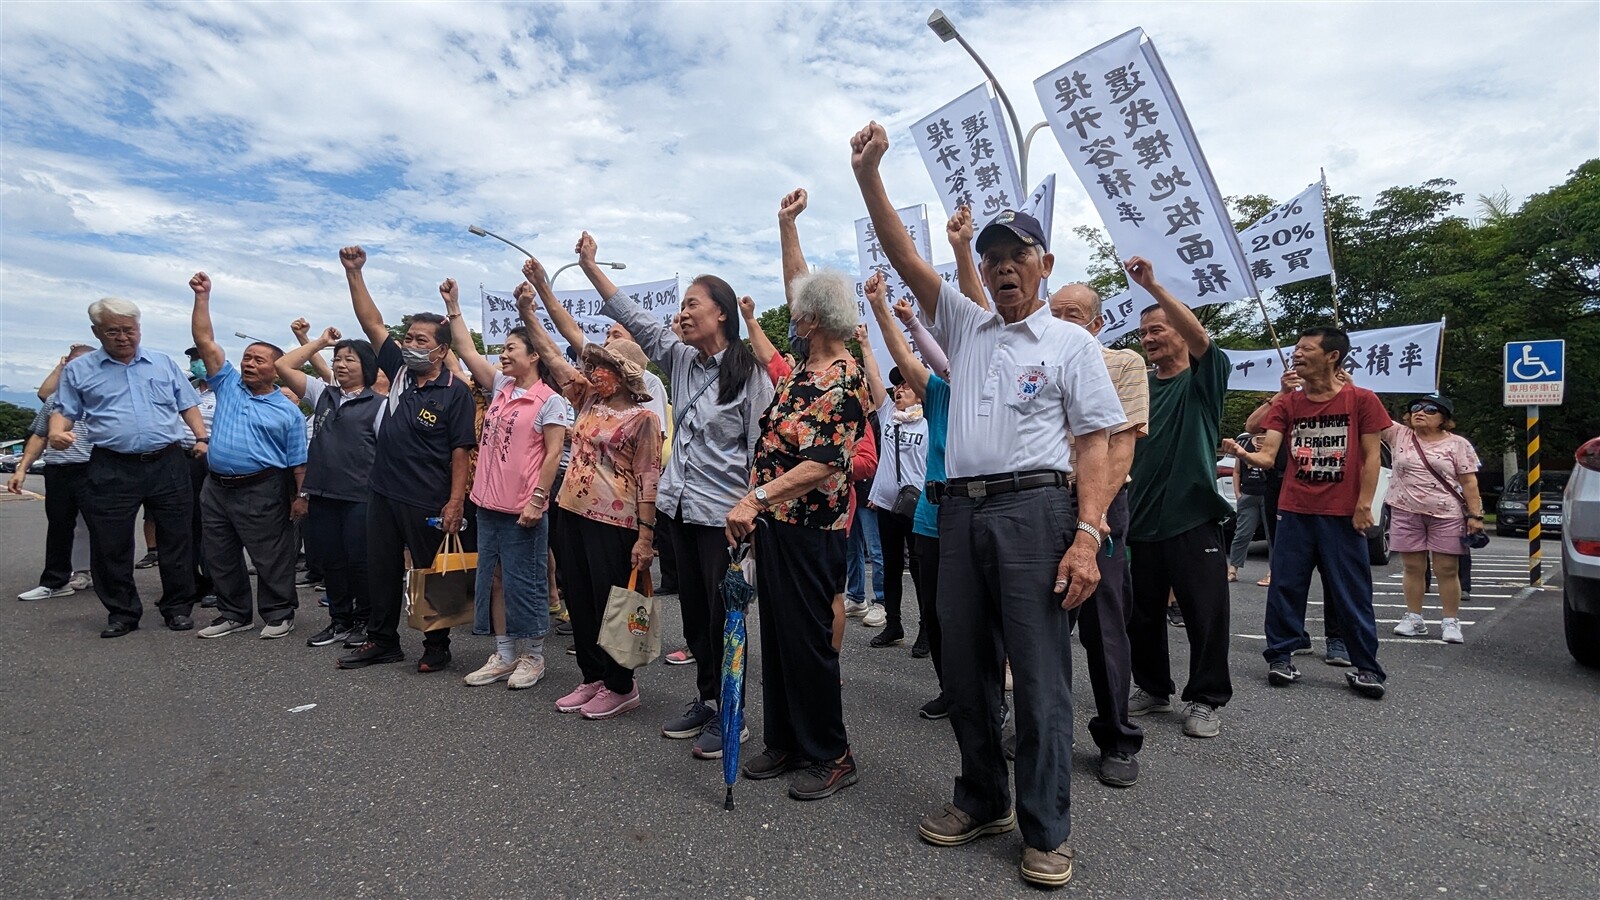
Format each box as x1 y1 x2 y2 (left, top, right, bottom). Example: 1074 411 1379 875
719 541 756 810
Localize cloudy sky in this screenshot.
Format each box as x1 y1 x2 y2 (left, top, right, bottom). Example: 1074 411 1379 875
2 0 1595 398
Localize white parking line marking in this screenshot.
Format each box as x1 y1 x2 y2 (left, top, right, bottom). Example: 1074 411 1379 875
1236 634 1459 646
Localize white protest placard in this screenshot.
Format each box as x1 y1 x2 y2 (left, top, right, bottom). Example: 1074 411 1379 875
1035 28 1254 311
856 204 932 310
912 85 1023 222
1025 174 1057 249
480 278 679 351
1239 181 1333 291
1222 321 1444 394
1096 288 1143 345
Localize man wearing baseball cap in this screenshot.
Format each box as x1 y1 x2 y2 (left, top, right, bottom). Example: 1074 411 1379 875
854 120 1125 889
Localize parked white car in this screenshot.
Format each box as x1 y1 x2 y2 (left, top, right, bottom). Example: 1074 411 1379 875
1560 436 1600 668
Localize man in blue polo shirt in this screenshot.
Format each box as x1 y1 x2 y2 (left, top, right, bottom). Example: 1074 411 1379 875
334 245 477 673
184 272 309 640
52 298 208 637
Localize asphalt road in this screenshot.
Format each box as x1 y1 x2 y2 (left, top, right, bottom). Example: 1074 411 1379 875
3 494 1597 898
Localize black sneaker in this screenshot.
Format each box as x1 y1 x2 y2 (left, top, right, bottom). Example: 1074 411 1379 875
135 550 159 569
918 694 950 720
1097 751 1139 788
910 635 930 659
1346 670 1386 699
337 642 404 669
742 748 804 780
307 624 352 647
342 623 368 648
295 570 318 587
1165 604 1185 628
554 619 574 636
869 625 905 648
788 751 858 801
417 646 452 673
1267 661 1302 686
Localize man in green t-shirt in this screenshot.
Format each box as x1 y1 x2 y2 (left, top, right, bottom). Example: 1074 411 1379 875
1124 257 1234 740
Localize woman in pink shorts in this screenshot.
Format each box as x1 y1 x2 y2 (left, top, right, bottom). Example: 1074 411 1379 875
1381 395 1485 644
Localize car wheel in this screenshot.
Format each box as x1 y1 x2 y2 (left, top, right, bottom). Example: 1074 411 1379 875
1367 506 1391 566
1496 521 1514 537
1564 583 1600 669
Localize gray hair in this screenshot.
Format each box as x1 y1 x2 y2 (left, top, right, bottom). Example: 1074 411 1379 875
88 297 141 325
789 268 858 340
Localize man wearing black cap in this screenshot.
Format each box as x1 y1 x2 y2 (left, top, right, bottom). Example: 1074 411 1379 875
854 121 1125 889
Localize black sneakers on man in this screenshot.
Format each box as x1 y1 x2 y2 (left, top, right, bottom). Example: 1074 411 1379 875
787 751 858 801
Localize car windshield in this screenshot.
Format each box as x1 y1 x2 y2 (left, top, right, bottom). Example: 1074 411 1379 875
1506 471 1571 493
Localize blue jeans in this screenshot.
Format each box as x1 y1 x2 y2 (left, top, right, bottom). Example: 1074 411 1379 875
846 503 884 604
1265 511 1384 679
473 508 551 640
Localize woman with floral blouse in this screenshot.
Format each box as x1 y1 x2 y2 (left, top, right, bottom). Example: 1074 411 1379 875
726 267 869 803
515 279 662 721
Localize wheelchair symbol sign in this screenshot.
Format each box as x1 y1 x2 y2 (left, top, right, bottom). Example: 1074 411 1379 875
1503 340 1564 406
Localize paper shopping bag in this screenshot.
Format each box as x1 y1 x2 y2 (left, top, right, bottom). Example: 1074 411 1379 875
405 531 476 632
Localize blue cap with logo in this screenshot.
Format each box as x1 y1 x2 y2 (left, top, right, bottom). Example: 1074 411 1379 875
975 209 1048 254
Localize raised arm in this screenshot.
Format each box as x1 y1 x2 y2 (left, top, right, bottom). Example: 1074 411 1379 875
575 231 622 301
439 278 497 388
1124 256 1211 357
340 246 391 348
513 282 587 403
276 326 339 399
522 256 586 351
778 188 810 304
946 206 988 311
36 350 83 401
850 121 944 317
893 300 949 380
188 272 225 377
868 274 930 400
740 295 778 369
857 323 886 409
290 318 335 384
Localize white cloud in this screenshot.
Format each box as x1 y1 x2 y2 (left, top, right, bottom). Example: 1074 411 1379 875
1 0 1595 395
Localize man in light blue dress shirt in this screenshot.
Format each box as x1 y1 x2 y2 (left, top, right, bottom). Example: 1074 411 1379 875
52 297 207 637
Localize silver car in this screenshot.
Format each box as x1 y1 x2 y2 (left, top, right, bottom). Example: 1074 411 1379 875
1560 436 1600 668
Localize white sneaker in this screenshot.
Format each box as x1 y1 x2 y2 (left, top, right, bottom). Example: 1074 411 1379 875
17 585 73 601
862 604 887 628
198 617 255 638
1393 612 1429 637
67 572 93 591
1441 618 1464 644
259 620 294 639
843 600 870 618
507 655 546 690
464 653 518 686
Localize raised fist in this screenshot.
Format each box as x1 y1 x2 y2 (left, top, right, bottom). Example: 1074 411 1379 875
947 206 974 246
290 317 311 338
438 278 459 308
738 295 756 320
575 232 597 264
522 256 548 286
1123 256 1157 291
513 281 538 309
853 323 869 344
319 326 341 345
778 188 808 222
850 121 889 173
863 271 888 306
339 246 367 271
892 298 915 324
188 272 211 296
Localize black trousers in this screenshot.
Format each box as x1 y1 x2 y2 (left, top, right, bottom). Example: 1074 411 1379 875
82 446 195 626
1075 488 1142 756
365 492 459 652
305 496 370 629
755 518 849 763
187 454 214 599
202 472 299 626
877 509 921 630
914 534 944 686
672 512 741 705
550 513 637 694
656 513 680 589
1129 521 1233 708
40 463 90 589
938 485 1078 851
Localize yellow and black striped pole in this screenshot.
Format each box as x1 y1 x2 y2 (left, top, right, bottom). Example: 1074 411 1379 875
1527 404 1542 586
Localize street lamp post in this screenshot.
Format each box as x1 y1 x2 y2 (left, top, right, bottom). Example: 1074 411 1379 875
926 8 1048 193
466 226 626 284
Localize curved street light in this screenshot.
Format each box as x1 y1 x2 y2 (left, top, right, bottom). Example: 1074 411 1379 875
467 225 625 285
926 8 1048 192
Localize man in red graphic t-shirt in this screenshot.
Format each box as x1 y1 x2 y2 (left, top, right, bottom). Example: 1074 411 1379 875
1223 327 1389 700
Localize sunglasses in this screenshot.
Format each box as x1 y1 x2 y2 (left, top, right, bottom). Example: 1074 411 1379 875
1409 402 1442 414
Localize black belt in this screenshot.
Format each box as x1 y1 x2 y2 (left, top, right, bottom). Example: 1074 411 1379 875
210 468 283 489
930 469 1071 503
95 444 181 463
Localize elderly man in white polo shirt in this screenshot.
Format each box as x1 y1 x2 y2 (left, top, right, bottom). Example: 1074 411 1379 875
853 121 1125 890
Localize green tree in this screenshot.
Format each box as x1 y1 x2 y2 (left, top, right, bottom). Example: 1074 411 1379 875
0 401 38 443
756 304 791 357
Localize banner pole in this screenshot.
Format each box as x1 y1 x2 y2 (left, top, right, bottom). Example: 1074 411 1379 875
1322 168 1342 328
1435 315 1447 391
1254 295 1289 370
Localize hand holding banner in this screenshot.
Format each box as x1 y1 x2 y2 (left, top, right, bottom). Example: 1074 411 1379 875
1223 321 1444 394
481 278 679 351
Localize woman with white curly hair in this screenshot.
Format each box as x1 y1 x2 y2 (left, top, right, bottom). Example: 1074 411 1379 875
728 246 870 802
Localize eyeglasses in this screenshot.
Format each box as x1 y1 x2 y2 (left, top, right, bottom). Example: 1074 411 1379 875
1409 403 1442 414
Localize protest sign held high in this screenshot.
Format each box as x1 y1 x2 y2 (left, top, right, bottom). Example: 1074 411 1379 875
853 205 932 365
1223 321 1444 394
1035 28 1254 311
481 278 679 350
1238 181 1333 291
912 85 1023 222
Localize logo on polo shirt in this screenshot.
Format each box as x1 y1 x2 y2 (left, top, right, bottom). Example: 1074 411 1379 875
1015 366 1048 401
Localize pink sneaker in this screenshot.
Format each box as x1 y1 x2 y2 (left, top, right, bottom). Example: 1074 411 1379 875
664 648 694 666
579 683 641 720
556 681 603 713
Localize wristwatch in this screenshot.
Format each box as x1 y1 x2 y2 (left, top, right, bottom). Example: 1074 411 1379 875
1075 520 1105 547
753 486 770 506
297 491 310 500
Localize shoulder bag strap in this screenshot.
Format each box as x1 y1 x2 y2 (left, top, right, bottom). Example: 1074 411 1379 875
1407 429 1468 515
671 368 718 435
